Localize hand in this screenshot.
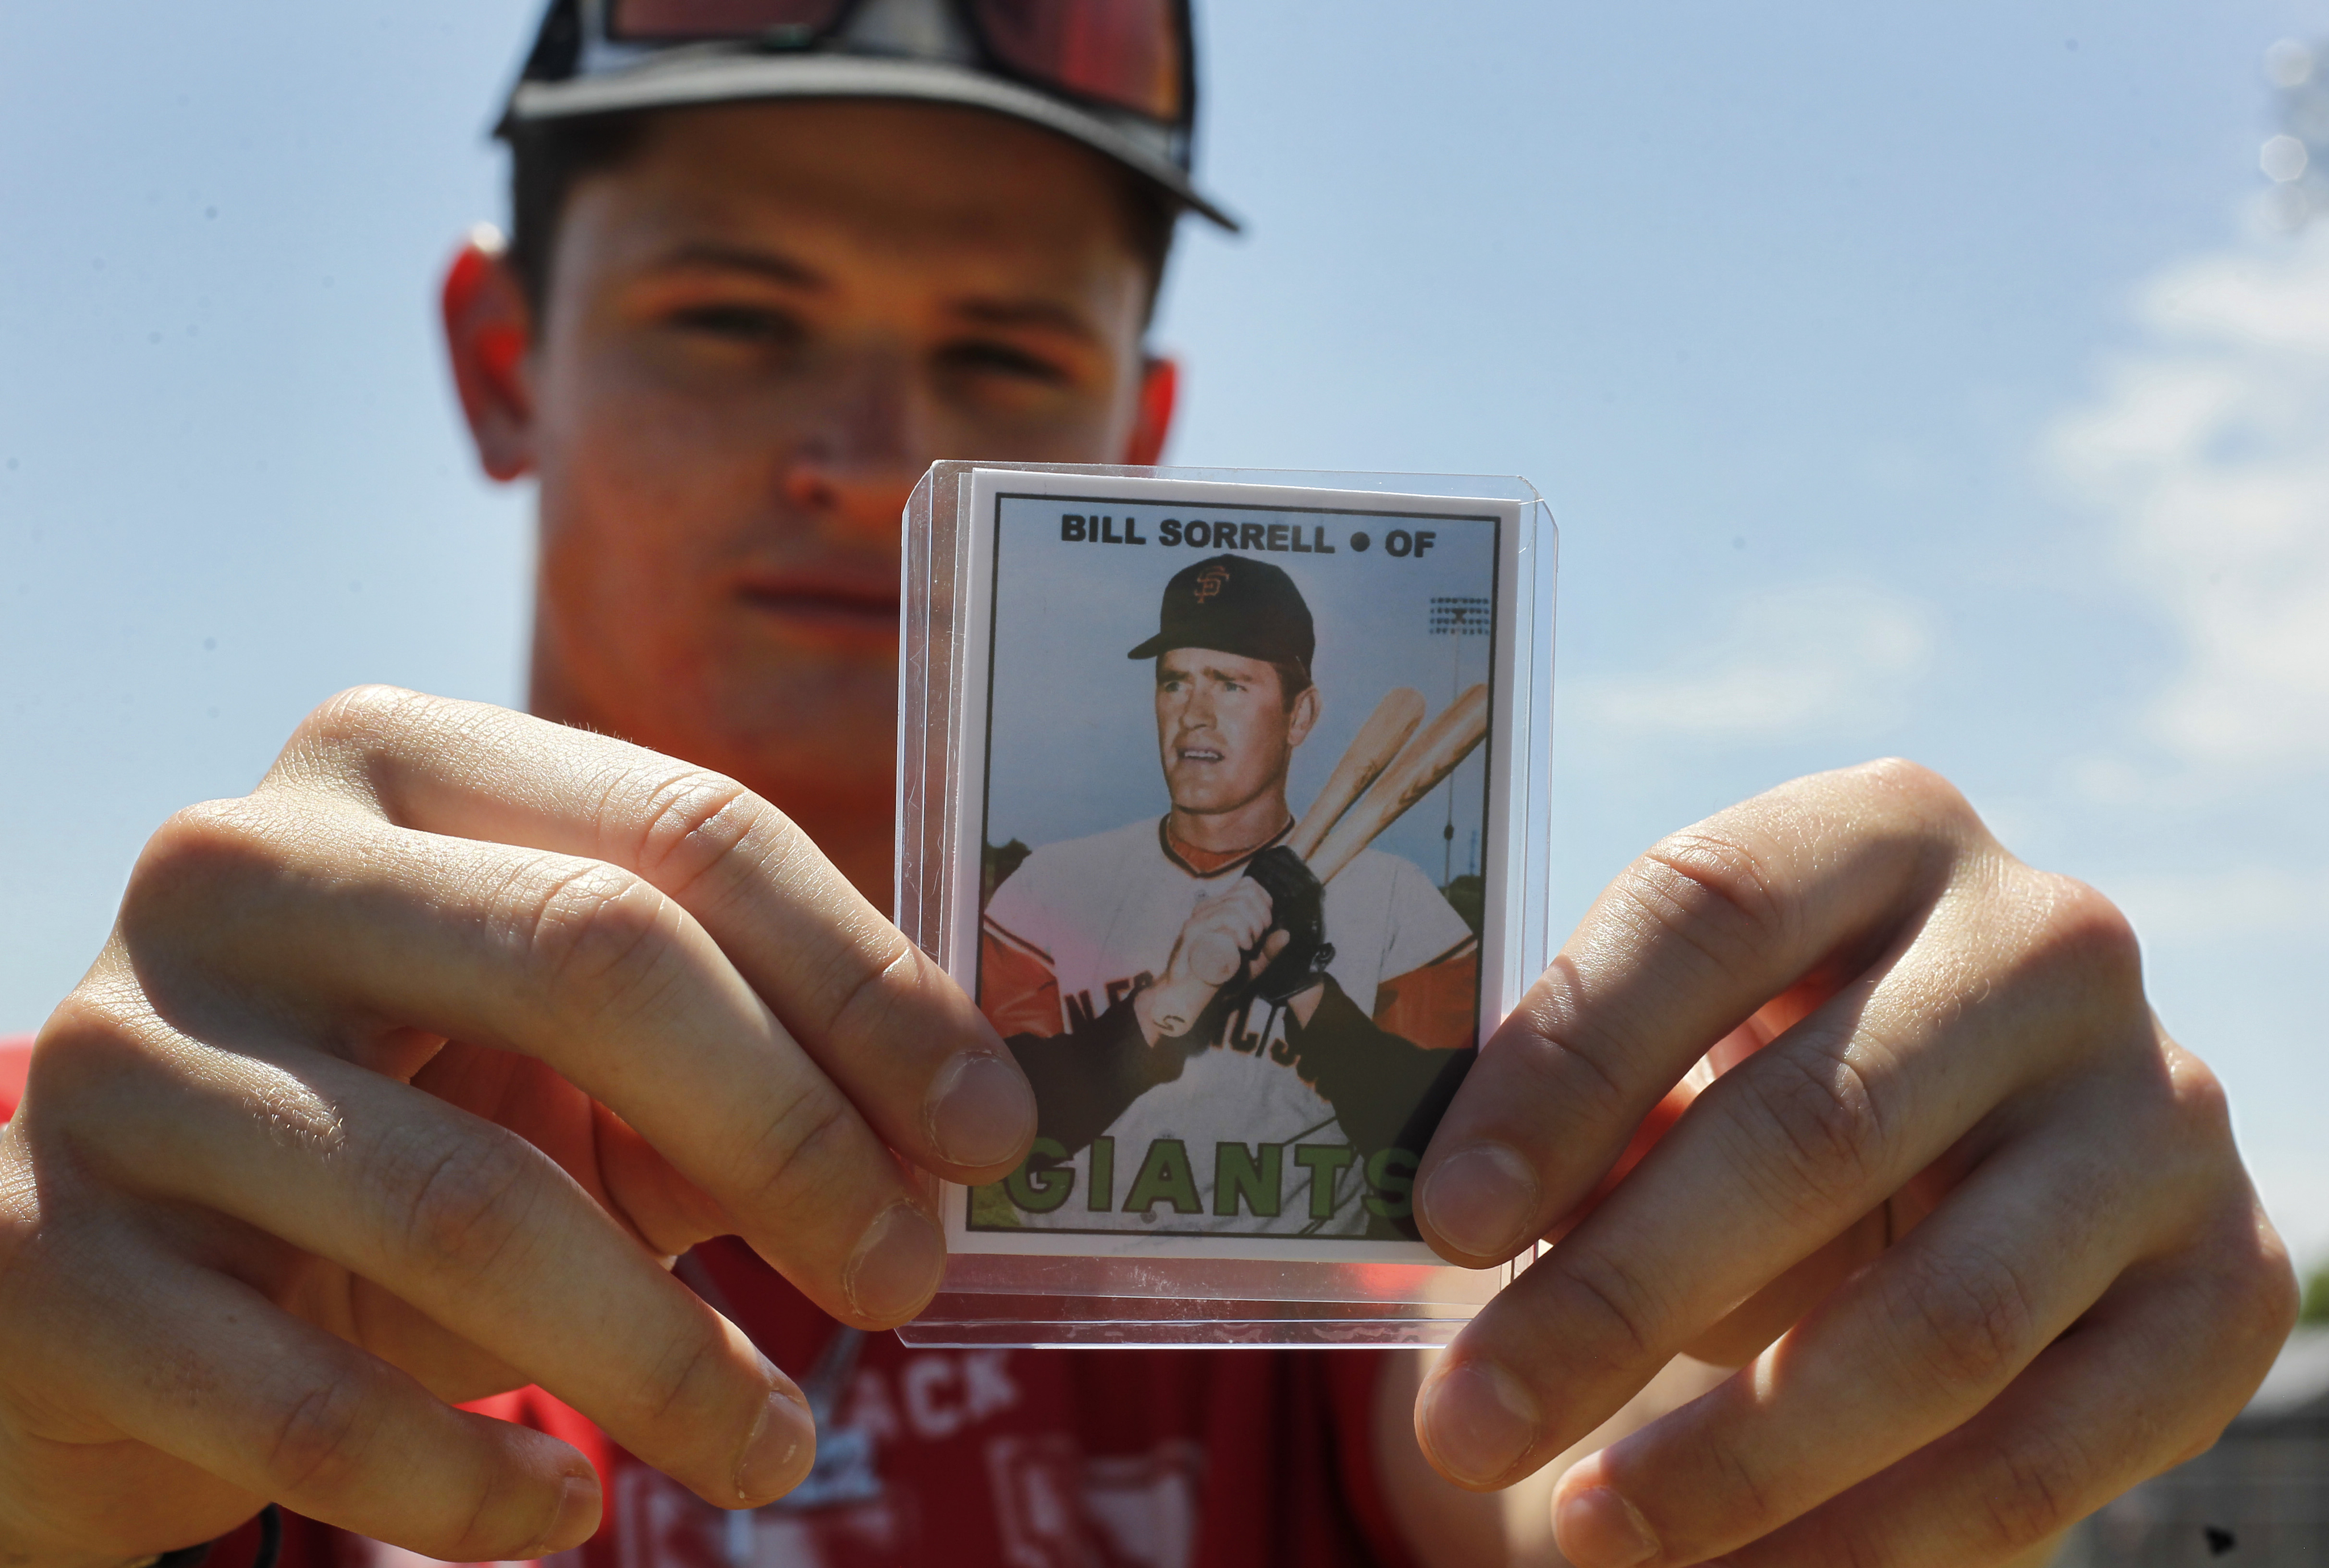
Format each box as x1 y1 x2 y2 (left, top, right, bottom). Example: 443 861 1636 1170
0 688 1036 1566
1407 760 2295 1567
1136 880 1278 1039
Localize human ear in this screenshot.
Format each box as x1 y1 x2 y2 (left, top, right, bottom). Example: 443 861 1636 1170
1120 354 1178 466
1286 684 1321 749
440 231 537 482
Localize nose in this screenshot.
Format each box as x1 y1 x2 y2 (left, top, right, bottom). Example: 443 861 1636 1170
777 347 930 540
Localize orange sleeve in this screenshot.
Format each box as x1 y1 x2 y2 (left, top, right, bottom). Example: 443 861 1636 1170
979 923 1065 1039
1370 943 1479 1052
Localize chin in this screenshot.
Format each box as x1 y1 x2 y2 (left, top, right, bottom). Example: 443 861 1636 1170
740 692 895 797
1166 785 1251 815
597 653 891 805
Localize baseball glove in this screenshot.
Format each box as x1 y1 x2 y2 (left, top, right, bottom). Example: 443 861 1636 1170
1233 845 1336 1010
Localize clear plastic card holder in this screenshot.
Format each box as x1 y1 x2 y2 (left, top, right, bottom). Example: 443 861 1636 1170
896 463 1557 1348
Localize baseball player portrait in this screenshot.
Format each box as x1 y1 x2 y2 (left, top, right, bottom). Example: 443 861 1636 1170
977 551 1487 1241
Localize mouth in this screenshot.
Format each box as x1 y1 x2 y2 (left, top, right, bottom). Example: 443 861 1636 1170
735 576 901 632
1176 747 1224 764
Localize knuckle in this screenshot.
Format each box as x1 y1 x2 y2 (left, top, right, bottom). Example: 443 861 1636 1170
737 1081 862 1212
1726 1046 1888 1222
1625 829 1792 975
512 861 681 1016
1884 1243 2040 1396
264 1374 387 1497
389 1133 545 1283
1501 1002 1633 1133
635 1317 742 1440
31 990 159 1083
2160 1046 2234 1149
2200 1211 2300 1371
2247 1238 2303 1347
1548 1247 1667 1361
1976 1428 2085 1553
432 1434 569 1563
1848 756 1976 827
1700 1440 1779 1549
123 798 279 918
620 767 765 901
817 931 931 1057
442 1475 536 1565
445 1466 572 1565
291 684 430 752
268 686 449 809
2028 874 2143 987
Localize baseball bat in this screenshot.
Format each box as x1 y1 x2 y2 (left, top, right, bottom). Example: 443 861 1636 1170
1288 686 1427 861
1307 683 1491 887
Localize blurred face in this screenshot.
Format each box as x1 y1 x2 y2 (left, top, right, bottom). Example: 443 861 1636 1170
448 99 1167 886
1154 648 1315 817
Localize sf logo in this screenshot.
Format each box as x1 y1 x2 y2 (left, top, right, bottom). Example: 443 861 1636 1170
1193 564 1231 603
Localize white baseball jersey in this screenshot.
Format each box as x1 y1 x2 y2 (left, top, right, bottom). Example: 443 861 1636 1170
980 818 1476 1238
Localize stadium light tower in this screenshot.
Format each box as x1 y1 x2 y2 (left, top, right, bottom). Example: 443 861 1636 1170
1427 595 1489 887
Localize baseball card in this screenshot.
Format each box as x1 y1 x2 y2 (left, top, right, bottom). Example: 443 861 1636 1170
922 468 1530 1266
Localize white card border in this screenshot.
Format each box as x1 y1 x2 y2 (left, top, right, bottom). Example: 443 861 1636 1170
942 467 1525 1264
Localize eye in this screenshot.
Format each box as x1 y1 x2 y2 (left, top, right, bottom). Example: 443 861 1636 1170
939 338 1070 384
665 303 803 346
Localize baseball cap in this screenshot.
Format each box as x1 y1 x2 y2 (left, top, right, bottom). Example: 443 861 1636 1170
498 0 1238 231
1128 555 1315 674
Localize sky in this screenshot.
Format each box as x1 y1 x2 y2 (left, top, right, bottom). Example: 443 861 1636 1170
4 2 2327 1259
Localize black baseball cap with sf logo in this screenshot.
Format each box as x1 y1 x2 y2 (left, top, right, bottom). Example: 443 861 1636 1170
1126 554 1314 676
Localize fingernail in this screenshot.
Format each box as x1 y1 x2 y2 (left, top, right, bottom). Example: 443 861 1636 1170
1419 1144 1541 1258
529 1471 602 1555
1418 1359 1539 1486
844 1203 947 1324
1554 1484 1661 1568
736 1388 816 1503
927 1051 1036 1169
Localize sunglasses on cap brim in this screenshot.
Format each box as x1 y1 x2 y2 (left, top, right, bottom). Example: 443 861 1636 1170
607 0 1192 125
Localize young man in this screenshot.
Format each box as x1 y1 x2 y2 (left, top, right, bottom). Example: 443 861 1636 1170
981 554 1479 1238
0 4 2296 1567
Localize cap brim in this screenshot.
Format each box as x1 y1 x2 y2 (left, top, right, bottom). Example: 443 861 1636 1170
1125 634 1311 671
504 53 1240 232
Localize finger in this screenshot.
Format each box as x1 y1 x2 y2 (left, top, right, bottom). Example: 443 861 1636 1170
49 1019 817 1511
1415 871 2149 1490
1200 882 1272 944
1720 1233 2290 1568
125 797 950 1329
1543 1125 2161 1566
267 687 1032 1177
15 1221 605 1561
0 1421 259 1566
1413 761 1968 1268
1190 934 1242 986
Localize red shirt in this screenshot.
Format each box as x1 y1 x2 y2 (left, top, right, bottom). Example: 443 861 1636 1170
0 1037 1415 1568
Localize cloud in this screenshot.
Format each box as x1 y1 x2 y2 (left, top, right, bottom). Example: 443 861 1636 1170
2100 863 2315 943
1567 580 1936 742
2048 229 2329 777
2044 233 2329 1267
